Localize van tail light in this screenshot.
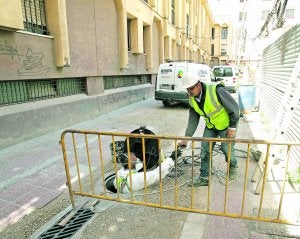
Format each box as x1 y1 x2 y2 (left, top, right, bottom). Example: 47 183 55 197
233 78 236 83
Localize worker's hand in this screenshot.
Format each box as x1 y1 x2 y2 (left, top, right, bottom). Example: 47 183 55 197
227 128 236 138
178 140 187 148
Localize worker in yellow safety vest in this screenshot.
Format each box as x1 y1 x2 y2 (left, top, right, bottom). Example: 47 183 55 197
178 71 240 186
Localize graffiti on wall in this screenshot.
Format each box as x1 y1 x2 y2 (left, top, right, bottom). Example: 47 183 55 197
0 38 51 77
17 48 50 76
0 40 22 70
0 40 22 60
102 88 147 104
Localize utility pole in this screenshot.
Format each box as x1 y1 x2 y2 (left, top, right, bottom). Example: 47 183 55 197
257 0 288 38
236 0 247 66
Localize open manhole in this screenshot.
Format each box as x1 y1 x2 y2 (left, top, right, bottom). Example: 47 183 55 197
37 208 94 239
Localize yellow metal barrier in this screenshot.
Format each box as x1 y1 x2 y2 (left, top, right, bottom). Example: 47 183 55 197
60 129 300 225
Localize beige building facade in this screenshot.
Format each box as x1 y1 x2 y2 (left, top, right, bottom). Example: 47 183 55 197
0 0 215 147
0 0 214 96
210 22 234 67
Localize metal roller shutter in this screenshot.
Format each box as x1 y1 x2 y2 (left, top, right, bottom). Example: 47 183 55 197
260 24 300 171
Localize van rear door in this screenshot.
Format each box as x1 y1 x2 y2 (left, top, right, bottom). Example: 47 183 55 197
157 65 175 92
174 63 187 92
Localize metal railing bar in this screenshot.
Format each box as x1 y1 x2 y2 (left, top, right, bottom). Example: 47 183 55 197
84 134 95 195
72 133 82 193
111 136 120 199
190 141 195 209
60 134 75 209
241 143 251 216
72 191 300 226
258 144 271 217
97 135 107 195
142 138 149 204
126 137 134 201
224 142 232 214
208 141 213 212
277 145 291 220
174 140 179 207
158 138 162 206
61 129 300 146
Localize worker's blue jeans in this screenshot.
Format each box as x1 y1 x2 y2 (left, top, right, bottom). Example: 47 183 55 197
200 127 237 178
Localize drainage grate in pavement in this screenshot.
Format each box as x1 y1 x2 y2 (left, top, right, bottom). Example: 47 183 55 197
38 208 94 239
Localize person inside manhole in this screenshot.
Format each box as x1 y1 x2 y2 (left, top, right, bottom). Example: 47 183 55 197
178 71 240 187
105 151 175 194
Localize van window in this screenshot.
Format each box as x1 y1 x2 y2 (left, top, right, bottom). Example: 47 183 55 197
213 67 233 77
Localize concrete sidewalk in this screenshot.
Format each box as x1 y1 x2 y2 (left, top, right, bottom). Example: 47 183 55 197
0 98 299 239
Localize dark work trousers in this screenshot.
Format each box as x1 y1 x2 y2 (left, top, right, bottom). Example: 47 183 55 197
200 126 237 178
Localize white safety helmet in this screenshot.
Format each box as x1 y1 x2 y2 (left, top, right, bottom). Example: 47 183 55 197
182 71 201 89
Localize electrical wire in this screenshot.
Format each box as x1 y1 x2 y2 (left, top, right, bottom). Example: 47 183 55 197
166 144 247 185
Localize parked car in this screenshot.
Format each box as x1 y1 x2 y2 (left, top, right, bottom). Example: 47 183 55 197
155 61 214 106
212 65 239 92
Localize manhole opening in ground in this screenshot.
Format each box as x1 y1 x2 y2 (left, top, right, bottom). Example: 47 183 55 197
37 208 94 239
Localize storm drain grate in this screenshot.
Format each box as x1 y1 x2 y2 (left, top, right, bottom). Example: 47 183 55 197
38 208 94 239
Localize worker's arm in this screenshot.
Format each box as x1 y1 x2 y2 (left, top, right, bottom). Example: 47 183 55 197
127 158 174 192
179 107 200 147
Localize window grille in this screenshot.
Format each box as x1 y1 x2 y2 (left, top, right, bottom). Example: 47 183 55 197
21 0 47 35
221 27 228 39
0 78 86 106
186 14 190 37
171 0 175 25
104 75 151 90
239 12 247 21
285 9 295 18
211 28 215 39
127 19 131 51
221 44 227 56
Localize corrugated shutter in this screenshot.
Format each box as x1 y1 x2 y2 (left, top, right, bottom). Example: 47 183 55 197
260 24 300 171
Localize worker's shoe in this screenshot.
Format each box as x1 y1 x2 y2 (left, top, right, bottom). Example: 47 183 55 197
188 177 209 187
229 166 238 180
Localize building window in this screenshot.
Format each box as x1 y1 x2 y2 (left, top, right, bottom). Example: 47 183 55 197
0 78 86 106
221 27 228 39
211 44 214 56
221 44 227 56
186 14 190 37
127 19 131 51
21 0 47 35
285 9 295 18
104 75 151 90
261 10 270 20
171 0 175 25
211 28 215 39
239 12 247 21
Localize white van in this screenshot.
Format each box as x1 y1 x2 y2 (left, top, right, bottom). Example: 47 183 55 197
155 61 214 106
212 65 239 92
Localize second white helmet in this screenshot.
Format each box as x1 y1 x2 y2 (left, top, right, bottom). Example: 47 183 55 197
182 71 201 89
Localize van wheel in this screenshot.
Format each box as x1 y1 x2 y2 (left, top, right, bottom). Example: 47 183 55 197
162 100 171 106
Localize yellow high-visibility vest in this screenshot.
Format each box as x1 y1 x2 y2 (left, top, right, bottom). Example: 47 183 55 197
189 84 229 130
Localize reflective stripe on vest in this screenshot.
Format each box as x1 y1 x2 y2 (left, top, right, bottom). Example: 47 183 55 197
189 84 229 130
117 171 136 193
